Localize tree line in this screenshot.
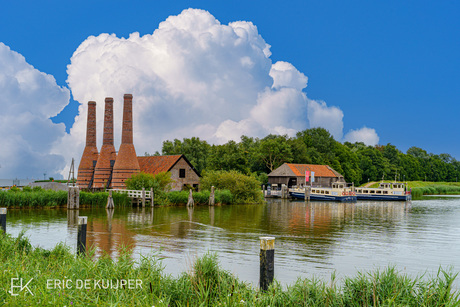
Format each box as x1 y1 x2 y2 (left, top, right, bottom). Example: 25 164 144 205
146 127 460 185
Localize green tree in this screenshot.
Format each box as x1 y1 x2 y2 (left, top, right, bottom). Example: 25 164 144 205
258 134 293 172
208 141 250 173
162 137 211 173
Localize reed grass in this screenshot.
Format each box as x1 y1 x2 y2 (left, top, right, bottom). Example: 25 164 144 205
167 189 233 205
0 189 130 208
411 185 460 199
1 233 459 306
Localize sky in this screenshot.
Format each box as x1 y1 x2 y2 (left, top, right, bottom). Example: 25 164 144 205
0 0 459 179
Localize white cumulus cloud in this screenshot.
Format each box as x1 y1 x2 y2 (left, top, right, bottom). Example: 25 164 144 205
0 42 70 179
50 8 379 176
343 127 379 146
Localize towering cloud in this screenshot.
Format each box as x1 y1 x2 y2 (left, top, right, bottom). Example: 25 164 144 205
0 43 69 178
58 8 371 177
1 8 380 178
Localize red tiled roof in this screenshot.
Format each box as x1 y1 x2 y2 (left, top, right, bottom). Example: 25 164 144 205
137 155 182 175
286 164 339 178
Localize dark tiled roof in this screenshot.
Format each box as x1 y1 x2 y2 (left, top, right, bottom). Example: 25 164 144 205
137 155 182 175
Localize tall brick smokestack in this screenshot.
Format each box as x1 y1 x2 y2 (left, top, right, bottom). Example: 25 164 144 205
112 94 140 189
77 101 99 189
93 98 117 189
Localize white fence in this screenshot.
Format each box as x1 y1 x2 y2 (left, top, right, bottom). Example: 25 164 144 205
108 189 153 200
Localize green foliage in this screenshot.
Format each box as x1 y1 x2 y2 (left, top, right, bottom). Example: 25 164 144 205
162 137 210 173
125 172 174 206
166 190 232 205
160 127 460 185
0 189 131 208
201 170 263 204
1 233 459 306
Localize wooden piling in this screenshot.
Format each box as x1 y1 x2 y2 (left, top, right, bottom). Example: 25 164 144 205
305 186 310 201
77 216 87 256
0 208 6 234
259 236 275 290
209 186 215 206
150 188 154 206
67 187 80 209
106 190 114 209
142 188 146 208
187 189 194 207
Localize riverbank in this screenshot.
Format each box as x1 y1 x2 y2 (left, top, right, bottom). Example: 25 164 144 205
1 232 458 306
0 188 237 208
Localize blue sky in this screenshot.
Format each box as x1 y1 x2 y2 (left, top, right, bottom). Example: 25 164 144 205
0 0 459 178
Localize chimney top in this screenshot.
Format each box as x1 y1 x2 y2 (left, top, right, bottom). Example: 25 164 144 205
88 101 96 105
124 94 133 98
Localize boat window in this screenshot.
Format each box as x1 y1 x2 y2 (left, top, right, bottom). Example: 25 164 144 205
384 191 388 194
377 190 382 194
326 191 330 194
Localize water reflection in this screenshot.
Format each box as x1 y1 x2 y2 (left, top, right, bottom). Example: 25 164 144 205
5 198 460 286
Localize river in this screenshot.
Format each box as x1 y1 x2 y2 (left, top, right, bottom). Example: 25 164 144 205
5 197 460 287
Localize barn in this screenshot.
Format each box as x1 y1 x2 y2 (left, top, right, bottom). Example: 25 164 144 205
268 163 344 188
137 155 200 191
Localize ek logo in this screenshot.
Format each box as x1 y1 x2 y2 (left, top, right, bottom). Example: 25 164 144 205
9 278 34 296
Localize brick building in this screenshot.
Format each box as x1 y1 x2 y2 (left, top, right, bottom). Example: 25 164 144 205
268 163 344 188
137 155 200 191
77 94 200 190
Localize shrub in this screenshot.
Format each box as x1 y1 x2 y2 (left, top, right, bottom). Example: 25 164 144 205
201 170 264 204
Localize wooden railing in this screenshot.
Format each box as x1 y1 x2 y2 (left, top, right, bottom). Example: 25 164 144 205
108 189 153 199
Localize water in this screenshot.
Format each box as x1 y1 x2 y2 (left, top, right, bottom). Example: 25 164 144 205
5 197 460 286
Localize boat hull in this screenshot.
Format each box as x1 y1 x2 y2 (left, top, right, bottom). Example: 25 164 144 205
356 194 411 201
290 191 357 202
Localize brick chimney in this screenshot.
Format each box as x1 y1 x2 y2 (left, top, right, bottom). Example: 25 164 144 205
77 101 99 189
112 94 140 189
93 97 117 189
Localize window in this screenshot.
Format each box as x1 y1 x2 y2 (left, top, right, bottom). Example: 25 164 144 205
179 169 186 178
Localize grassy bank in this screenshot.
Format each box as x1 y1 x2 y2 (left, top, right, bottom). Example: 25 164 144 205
0 188 131 208
1 232 459 306
0 188 233 208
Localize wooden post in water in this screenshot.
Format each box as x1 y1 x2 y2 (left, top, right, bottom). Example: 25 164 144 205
209 186 215 206
150 188 154 207
106 190 114 209
305 186 310 201
67 187 80 209
77 216 87 256
0 208 6 234
142 188 146 208
262 185 266 197
187 189 194 207
259 236 275 290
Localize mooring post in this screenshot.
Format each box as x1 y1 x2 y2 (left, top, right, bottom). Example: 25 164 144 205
142 188 146 208
150 188 154 207
76 188 80 209
68 187 80 209
106 190 114 209
187 189 194 207
209 186 215 206
305 186 310 201
262 185 266 197
77 216 88 256
0 208 6 234
259 236 275 290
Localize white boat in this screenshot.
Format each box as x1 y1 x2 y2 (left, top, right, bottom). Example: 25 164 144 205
355 182 411 201
289 182 357 202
